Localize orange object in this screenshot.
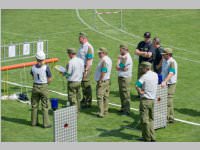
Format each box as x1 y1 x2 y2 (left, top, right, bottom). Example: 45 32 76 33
1 58 59 71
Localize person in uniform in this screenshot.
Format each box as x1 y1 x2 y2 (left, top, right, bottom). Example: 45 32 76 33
63 48 84 112
135 62 158 142
77 32 94 108
30 51 52 128
116 44 133 115
161 48 178 123
95 47 112 118
134 32 154 79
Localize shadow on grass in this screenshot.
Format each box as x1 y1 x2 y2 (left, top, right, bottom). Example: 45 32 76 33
80 104 138 119
175 108 200 117
2 116 31 126
96 124 141 140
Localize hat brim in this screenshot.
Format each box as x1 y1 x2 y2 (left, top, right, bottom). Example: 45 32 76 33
161 52 168 55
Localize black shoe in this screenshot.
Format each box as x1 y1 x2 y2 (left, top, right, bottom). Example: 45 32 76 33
43 125 52 128
168 120 175 124
121 112 130 116
136 137 146 142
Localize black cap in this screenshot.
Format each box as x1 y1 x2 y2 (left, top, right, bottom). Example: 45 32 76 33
144 32 151 38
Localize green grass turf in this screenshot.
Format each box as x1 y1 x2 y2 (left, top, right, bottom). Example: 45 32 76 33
1 9 200 142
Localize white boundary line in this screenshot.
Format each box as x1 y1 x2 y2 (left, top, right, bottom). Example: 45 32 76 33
1 80 200 127
96 10 200 57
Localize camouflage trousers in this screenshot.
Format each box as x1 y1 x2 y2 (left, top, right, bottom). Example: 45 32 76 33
81 68 92 107
140 99 155 141
167 83 176 122
68 81 81 112
96 80 110 117
31 83 50 127
118 77 131 113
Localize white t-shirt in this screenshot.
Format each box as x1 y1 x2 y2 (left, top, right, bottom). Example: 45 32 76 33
161 57 178 84
77 42 94 66
31 64 51 84
118 52 133 78
67 57 84 82
94 55 112 81
137 70 158 100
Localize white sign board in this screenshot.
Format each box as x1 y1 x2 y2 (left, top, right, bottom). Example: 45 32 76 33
23 43 30 55
8 45 16 57
37 41 44 53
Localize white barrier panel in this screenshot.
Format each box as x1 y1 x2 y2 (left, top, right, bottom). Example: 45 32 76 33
23 43 30 55
37 41 44 53
8 45 16 57
154 85 168 129
53 106 77 142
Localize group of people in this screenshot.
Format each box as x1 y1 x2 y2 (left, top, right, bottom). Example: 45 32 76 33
30 31 178 142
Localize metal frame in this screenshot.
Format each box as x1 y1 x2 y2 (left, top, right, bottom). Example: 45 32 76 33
1 40 48 62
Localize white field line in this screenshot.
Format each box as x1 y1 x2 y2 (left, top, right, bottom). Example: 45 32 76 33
78 9 200 64
96 10 200 56
76 9 136 47
2 80 200 127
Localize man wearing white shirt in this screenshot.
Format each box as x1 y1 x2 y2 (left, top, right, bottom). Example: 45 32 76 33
95 47 112 118
116 44 133 115
77 32 94 108
64 48 84 112
161 48 178 123
135 61 158 142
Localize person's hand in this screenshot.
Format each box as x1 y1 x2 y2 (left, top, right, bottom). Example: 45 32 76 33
161 81 167 88
123 67 128 71
116 66 120 71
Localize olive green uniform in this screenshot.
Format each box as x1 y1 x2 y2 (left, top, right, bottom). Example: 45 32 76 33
95 49 112 117
31 83 50 127
117 50 133 114
77 39 94 108
161 54 178 123
30 63 52 128
136 62 158 141
65 50 85 112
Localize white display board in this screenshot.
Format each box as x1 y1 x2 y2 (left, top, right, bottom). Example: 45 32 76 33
23 43 30 55
8 45 16 57
154 85 168 129
37 41 44 53
53 106 77 142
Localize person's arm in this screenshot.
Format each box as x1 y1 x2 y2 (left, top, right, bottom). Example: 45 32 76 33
135 77 145 95
63 62 72 78
116 55 121 71
84 47 93 77
46 66 52 84
99 60 107 81
161 62 176 87
135 49 152 58
30 68 34 79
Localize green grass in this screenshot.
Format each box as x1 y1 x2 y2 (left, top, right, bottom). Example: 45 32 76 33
1 9 200 142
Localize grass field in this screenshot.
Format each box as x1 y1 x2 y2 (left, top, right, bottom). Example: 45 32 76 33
1 9 200 142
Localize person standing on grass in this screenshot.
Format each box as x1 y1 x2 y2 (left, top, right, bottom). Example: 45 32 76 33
30 51 52 128
77 32 94 109
152 37 164 74
161 48 178 124
134 32 154 79
116 44 133 116
63 48 84 112
135 62 158 142
95 47 112 118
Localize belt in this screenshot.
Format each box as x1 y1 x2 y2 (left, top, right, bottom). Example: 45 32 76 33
140 98 154 101
34 83 47 85
97 79 110 83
